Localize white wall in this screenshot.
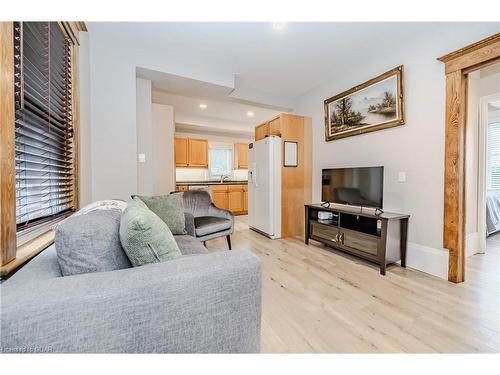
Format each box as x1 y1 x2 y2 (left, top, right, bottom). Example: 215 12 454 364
293 28 498 278
78 31 92 206
152 103 175 194
136 78 153 196
136 80 176 196
89 29 235 201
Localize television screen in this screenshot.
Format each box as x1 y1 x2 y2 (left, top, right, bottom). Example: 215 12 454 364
322 167 384 208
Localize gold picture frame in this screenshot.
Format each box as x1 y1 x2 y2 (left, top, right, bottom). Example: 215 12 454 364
324 65 405 141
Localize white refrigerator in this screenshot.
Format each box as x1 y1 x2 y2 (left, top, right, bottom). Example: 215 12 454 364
248 136 281 239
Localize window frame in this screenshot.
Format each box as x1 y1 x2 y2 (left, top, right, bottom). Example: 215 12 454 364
0 21 84 277
208 142 234 179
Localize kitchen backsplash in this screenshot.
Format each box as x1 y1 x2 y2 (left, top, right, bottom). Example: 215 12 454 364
176 168 248 182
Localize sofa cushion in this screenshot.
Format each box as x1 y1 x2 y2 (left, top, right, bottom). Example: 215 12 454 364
120 200 182 267
174 235 208 255
55 208 132 276
194 216 232 237
133 193 186 235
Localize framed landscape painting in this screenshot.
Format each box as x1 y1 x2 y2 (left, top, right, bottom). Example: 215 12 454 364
324 65 405 141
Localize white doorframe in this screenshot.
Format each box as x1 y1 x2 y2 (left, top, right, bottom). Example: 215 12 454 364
478 93 500 253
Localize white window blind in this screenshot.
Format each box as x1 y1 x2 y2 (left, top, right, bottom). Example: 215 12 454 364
487 122 500 190
208 145 232 178
14 22 75 231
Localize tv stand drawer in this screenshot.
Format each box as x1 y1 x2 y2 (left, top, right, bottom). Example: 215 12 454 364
310 221 339 243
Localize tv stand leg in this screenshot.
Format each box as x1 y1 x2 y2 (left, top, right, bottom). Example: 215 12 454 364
400 218 408 268
304 206 310 245
380 263 386 275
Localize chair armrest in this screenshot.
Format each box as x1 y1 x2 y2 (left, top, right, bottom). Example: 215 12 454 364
207 204 235 233
184 212 195 236
0 250 261 353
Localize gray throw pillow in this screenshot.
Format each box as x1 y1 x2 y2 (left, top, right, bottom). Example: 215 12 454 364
120 200 182 267
132 193 186 235
55 208 132 276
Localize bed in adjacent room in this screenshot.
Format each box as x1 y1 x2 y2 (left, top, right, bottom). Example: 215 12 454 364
486 190 500 236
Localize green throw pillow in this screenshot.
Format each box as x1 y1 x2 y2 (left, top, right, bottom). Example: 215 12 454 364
132 193 186 235
120 200 181 267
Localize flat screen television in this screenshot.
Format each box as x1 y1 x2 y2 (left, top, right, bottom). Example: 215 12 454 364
322 167 384 209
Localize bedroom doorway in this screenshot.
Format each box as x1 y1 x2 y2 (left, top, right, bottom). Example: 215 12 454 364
465 63 500 260
439 33 500 282
478 89 500 253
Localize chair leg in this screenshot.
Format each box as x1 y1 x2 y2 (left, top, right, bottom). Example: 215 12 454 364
226 235 232 250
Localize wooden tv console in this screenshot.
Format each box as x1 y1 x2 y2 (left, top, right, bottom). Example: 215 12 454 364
305 204 409 275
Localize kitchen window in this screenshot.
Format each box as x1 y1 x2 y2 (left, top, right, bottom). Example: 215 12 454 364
208 144 233 178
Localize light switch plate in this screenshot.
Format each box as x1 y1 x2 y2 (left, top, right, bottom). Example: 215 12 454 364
138 153 146 163
398 171 406 183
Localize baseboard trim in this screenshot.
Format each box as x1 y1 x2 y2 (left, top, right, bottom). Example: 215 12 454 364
400 242 449 279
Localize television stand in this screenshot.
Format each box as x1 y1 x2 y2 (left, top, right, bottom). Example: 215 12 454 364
305 204 409 275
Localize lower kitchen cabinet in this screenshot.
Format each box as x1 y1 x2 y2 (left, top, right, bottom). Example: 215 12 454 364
210 184 248 215
228 190 243 212
212 191 228 210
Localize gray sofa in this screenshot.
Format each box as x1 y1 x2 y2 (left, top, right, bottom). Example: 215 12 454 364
183 190 234 249
1 225 261 353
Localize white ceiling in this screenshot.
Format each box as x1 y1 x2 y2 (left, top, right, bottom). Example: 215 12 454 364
152 89 281 132
89 22 497 101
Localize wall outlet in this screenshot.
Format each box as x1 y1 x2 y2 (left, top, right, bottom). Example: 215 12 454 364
398 171 406 183
138 153 146 163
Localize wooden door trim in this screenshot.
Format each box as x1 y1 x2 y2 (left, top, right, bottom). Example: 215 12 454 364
438 32 500 283
0 22 16 266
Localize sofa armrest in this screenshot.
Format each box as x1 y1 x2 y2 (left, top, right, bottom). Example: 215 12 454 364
0 250 261 353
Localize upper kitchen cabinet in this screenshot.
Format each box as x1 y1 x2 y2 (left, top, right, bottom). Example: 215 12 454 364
234 143 249 169
254 115 281 141
254 122 269 141
175 137 208 168
188 138 208 167
268 116 281 136
175 137 189 166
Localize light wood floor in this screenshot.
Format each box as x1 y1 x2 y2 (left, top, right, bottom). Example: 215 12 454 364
206 216 500 353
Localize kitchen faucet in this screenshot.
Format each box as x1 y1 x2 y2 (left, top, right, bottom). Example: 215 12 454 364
220 175 231 183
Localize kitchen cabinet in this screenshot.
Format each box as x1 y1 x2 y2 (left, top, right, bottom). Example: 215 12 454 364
254 116 281 141
243 185 248 211
210 184 248 214
188 138 208 167
212 191 228 210
234 143 249 169
255 122 269 141
268 117 281 136
175 137 189 167
228 185 243 212
175 137 208 168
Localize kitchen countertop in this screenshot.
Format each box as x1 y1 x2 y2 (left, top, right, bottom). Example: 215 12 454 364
176 181 248 186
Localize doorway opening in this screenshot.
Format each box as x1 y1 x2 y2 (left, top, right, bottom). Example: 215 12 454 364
465 62 500 278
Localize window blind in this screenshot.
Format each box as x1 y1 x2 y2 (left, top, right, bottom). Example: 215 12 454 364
487 122 500 190
14 22 75 231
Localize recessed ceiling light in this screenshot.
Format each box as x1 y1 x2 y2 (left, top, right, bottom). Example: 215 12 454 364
272 22 286 31
199 103 207 109
247 111 254 117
